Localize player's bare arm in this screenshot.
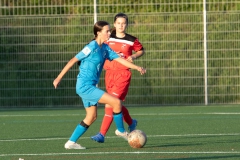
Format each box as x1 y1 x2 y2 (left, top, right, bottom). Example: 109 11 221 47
127 49 145 63
53 57 79 89
114 57 146 75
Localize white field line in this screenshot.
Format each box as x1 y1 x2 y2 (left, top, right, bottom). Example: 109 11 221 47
1 151 240 157
0 133 240 142
1 112 240 117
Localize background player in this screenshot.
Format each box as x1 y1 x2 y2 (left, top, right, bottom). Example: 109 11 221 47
91 13 145 143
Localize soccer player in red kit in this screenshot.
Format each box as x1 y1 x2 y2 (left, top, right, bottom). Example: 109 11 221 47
91 13 145 143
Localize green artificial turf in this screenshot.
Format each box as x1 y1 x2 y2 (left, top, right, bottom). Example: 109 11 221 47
0 105 240 160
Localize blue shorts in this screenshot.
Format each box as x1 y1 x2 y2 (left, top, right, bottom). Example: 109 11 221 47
76 82 105 108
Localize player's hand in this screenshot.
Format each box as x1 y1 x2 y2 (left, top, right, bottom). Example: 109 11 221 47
137 66 146 75
53 78 61 89
126 55 136 63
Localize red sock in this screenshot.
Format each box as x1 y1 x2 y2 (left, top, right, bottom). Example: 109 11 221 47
100 107 113 136
122 105 133 126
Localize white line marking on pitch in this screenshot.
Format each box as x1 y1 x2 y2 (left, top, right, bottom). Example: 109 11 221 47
1 112 240 117
1 151 240 157
0 133 240 142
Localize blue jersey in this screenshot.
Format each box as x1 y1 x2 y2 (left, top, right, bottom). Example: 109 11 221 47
75 40 119 87
75 40 119 107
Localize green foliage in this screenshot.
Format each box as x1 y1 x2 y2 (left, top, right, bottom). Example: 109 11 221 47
0 1 240 107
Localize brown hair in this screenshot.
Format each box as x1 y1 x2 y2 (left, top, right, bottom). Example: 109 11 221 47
111 13 128 33
78 21 110 66
114 13 128 24
93 21 110 38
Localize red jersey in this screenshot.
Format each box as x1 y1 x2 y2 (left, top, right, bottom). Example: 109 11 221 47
104 32 143 70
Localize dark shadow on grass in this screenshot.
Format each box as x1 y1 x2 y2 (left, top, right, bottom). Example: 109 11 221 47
145 141 205 148
147 135 240 148
163 155 240 160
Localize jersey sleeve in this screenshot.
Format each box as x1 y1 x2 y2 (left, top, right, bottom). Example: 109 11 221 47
105 44 120 61
133 39 144 52
75 46 91 61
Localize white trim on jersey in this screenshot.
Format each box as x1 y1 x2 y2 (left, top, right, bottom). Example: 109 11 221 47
108 38 134 46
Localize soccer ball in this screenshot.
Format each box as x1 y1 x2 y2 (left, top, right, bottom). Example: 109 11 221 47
128 129 147 148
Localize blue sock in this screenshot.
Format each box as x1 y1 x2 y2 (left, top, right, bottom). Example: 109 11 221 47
69 124 88 142
113 112 125 133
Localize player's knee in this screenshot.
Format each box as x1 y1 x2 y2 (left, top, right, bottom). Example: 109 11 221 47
115 98 121 107
112 98 122 111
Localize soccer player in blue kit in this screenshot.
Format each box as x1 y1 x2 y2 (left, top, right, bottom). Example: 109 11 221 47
53 21 146 149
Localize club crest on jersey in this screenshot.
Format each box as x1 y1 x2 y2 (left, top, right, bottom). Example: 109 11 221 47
121 44 127 49
82 47 91 56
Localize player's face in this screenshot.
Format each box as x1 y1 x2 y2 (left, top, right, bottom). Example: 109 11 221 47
114 17 127 33
99 25 111 42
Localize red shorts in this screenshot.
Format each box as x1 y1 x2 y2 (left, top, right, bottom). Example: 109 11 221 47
105 69 131 101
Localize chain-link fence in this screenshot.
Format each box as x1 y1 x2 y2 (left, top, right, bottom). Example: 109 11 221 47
1 0 240 108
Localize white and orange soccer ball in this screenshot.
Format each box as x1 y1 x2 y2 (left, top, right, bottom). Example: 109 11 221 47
128 129 147 148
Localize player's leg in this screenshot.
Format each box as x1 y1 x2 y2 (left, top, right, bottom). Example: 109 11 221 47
65 105 97 149
91 71 117 143
100 105 113 136
91 104 113 143
92 70 132 143
91 104 135 142
122 105 137 132
98 92 128 140
100 70 115 135
111 70 137 131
